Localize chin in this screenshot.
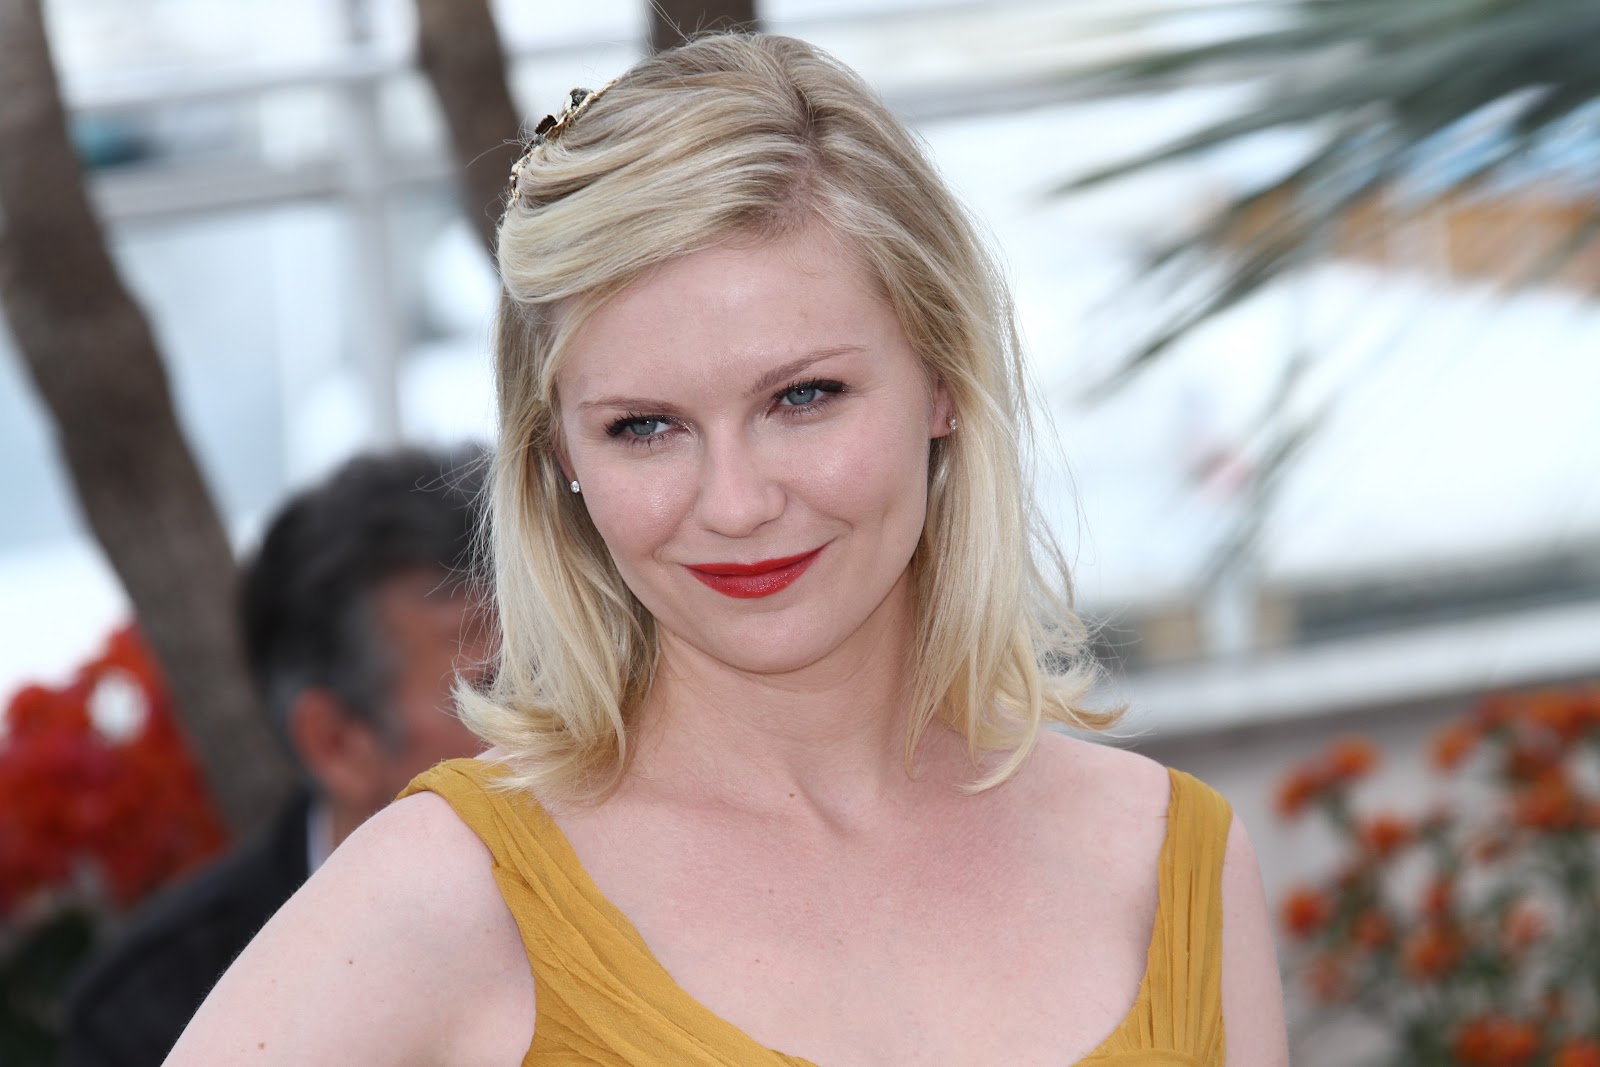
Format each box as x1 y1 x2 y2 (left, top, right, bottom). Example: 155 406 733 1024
676 617 851 677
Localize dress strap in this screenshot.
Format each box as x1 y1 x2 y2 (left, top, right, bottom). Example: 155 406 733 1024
1143 768 1232 1062
398 758 811 1067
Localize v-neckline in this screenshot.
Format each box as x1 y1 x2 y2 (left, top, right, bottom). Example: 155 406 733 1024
493 762 1179 1065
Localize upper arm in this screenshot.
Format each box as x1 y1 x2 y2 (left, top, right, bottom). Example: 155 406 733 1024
163 793 534 1067
1219 813 1289 1067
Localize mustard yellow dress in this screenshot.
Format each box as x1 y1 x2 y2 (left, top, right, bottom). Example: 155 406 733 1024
400 758 1230 1066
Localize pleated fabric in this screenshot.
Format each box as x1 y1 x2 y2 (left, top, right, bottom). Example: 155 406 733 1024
399 759 1231 1066
1077 768 1231 1066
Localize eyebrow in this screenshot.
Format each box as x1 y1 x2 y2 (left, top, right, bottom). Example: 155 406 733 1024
576 344 866 414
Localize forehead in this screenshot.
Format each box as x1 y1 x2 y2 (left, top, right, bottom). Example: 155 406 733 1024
555 226 909 399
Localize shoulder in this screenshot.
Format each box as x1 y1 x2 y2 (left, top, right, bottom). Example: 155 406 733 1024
1217 809 1289 1065
1014 733 1176 918
1028 735 1287 1062
1024 730 1174 831
165 791 534 1067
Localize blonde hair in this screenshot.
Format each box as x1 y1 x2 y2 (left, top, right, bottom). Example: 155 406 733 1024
460 33 1114 801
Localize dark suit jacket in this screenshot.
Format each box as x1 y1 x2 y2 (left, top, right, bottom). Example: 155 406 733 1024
60 791 313 1067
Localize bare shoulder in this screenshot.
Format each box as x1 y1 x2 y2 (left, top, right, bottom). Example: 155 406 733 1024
1218 810 1290 1065
165 793 534 1067
1029 734 1288 1062
1025 729 1174 830
1011 732 1176 920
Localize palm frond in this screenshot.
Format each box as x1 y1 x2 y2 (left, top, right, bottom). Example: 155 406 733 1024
1052 0 1600 395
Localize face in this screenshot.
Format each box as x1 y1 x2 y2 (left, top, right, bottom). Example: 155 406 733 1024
366 570 491 799
556 224 951 676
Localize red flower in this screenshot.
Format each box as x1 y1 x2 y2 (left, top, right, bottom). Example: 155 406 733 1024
1514 776 1583 833
0 624 227 918
1501 902 1546 955
1453 1016 1541 1067
1401 924 1464 982
1282 887 1333 939
1523 690 1588 745
1476 693 1517 732
1502 737 1564 783
1304 952 1354 1004
1553 1038 1600 1067
1350 909 1393 950
1421 876 1454 920
1432 722 1478 771
1275 769 1320 819
4 684 91 738
1327 737 1380 781
1359 813 1414 859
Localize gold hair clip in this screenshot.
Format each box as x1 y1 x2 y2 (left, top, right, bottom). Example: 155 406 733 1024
506 81 618 203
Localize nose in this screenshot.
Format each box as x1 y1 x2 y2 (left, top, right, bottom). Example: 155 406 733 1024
694 431 785 538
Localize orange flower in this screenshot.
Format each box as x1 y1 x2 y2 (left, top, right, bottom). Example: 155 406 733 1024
1401 924 1464 982
1421 875 1455 920
1453 1016 1541 1067
1327 737 1380 782
1304 953 1353 1004
1275 764 1333 819
1503 737 1564 782
1524 690 1588 744
1432 722 1478 771
1476 693 1517 732
1282 887 1333 939
1502 902 1546 954
1359 813 1414 859
1351 909 1392 950
1552 1038 1600 1067
1471 831 1515 864
1515 777 1583 832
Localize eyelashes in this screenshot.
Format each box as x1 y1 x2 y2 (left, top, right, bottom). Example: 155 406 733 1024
603 378 847 445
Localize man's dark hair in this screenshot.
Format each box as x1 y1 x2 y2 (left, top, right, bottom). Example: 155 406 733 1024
240 445 487 741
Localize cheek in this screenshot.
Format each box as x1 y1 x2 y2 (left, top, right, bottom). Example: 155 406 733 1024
580 461 692 566
797 413 932 527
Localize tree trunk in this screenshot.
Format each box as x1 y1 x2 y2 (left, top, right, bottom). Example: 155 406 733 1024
414 0 525 258
649 0 759 54
0 0 294 836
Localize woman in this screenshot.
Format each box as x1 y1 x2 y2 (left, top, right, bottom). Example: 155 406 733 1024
169 33 1287 1066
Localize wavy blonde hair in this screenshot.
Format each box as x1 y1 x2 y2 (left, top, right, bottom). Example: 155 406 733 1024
459 32 1115 801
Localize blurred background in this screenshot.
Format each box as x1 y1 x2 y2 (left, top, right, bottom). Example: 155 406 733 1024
2 0 1597 1063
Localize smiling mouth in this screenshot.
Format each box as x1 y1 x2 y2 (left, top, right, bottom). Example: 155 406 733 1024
686 547 824 599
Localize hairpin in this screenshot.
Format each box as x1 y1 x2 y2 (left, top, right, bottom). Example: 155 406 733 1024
506 81 618 203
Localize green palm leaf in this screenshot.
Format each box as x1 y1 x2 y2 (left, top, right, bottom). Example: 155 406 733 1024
1051 0 1600 395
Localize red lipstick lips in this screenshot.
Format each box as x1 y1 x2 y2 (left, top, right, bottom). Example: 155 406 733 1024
687 547 823 599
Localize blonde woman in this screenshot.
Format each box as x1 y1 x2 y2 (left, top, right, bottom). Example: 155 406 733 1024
169 33 1288 1066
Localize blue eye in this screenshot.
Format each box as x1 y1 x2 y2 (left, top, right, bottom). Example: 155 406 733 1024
606 415 673 440
781 385 821 406
774 379 844 410
624 418 667 437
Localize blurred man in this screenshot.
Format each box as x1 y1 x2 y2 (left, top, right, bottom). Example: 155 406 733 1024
62 446 493 1067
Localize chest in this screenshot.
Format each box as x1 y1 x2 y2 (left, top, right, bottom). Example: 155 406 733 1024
555 804 1160 1067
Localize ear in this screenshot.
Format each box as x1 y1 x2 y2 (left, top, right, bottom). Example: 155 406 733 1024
927 377 955 439
286 688 387 812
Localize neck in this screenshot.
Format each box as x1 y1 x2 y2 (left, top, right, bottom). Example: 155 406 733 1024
628 574 957 818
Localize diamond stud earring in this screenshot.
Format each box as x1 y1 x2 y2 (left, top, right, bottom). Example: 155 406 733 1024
570 480 581 494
